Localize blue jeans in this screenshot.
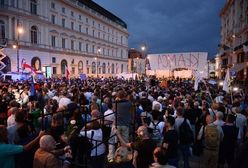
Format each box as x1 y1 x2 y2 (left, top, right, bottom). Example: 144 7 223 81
168 157 179 168
180 144 191 168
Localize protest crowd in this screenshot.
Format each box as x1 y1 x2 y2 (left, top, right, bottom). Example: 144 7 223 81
0 76 247 168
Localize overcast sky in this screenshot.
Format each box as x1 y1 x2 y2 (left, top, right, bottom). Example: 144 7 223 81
94 0 226 58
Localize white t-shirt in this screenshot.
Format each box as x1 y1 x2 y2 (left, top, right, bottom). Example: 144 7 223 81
59 97 71 108
104 109 115 126
7 115 16 127
149 121 165 135
81 129 105 156
236 113 247 140
213 120 225 127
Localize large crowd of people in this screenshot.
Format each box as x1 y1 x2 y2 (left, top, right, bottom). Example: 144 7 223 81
0 76 247 168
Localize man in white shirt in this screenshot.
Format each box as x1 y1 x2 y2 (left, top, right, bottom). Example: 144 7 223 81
59 92 71 108
7 107 18 127
213 112 225 127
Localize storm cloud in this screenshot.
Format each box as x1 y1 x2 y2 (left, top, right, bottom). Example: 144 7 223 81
94 0 226 58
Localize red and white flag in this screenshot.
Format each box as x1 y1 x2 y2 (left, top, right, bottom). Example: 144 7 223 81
65 65 70 80
21 59 37 74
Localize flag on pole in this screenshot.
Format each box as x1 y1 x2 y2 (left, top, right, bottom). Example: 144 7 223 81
193 70 202 91
65 65 70 80
243 45 248 53
21 59 37 74
223 68 230 93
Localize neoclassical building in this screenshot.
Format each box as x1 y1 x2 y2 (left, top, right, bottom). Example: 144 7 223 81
0 0 129 77
216 0 248 80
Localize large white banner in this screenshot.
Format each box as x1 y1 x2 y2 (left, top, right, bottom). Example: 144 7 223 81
148 52 208 72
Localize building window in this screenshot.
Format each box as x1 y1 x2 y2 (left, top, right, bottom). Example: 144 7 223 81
51 15 55 24
61 59 67 74
52 57 56 63
86 43 89 52
92 20 95 26
53 67 57 74
98 24 100 29
79 15 81 20
0 20 5 39
71 11 74 17
103 34 105 40
79 25 82 32
102 63 106 74
86 27 88 34
86 17 88 23
121 64 123 73
111 63 115 73
72 67 75 74
79 42 82 51
92 62 96 74
30 0 37 15
103 26 105 31
92 30 95 37
51 2 55 9
107 49 109 56
98 32 100 38
71 22 74 30
30 26 38 44
71 40 74 50
121 49 123 58
92 45 95 53
62 38 65 48
62 7 65 13
78 61 83 73
51 36 56 47
62 18 65 27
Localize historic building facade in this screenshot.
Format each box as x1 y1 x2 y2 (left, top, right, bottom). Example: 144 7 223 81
216 0 248 80
0 0 128 77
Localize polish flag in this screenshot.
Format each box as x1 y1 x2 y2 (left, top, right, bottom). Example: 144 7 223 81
65 65 70 80
21 59 37 74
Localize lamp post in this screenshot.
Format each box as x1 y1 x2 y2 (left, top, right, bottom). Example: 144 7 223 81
94 57 98 78
207 60 210 78
13 26 23 72
141 44 147 76
96 47 101 78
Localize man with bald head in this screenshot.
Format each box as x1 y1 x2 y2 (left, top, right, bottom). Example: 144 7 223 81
33 135 71 168
198 115 224 168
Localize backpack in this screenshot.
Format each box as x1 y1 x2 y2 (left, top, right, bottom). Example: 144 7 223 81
149 121 162 144
204 125 220 150
179 119 194 144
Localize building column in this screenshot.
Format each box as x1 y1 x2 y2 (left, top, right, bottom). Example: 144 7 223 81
8 17 12 40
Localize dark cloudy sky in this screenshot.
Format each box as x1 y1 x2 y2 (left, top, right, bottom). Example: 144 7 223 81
94 0 226 58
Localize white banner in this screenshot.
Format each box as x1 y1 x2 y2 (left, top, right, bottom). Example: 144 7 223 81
148 52 208 73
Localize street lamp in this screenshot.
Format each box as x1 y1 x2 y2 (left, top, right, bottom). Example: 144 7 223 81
141 44 147 76
207 60 210 78
96 47 101 78
13 26 24 72
94 57 98 78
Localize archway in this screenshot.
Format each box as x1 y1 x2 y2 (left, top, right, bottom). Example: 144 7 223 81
61 59 68 74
